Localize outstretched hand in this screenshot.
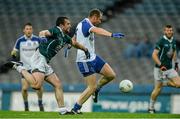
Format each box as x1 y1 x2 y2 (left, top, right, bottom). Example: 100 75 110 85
111 33 125 39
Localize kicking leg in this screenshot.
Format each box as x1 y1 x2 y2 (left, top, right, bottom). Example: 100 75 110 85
93 63 116 103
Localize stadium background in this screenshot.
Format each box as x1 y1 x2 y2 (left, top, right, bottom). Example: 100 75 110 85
0 0 180 114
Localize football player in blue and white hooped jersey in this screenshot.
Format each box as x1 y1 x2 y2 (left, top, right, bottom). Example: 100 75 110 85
72 8 125 114
11 23 44 111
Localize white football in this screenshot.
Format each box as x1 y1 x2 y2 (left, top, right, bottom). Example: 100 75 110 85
119 79 133 92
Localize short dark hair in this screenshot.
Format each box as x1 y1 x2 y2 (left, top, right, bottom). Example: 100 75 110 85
23 22 32 28
56 17 68 26
89 8 102 18
165 24 172 28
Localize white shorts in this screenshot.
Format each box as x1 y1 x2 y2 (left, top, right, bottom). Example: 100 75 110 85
30 49 54 76
154 67 178 82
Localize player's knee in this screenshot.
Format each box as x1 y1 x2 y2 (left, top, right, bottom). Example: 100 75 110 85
174 83 180 88
53 81 62 89
32 84 41 90
107 72 116 81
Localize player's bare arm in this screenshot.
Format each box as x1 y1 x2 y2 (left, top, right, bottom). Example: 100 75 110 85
90 27 112 37
90 27 124 39
152 49 161 66
172 50 177 62
71 36 88 52
39 30 51 37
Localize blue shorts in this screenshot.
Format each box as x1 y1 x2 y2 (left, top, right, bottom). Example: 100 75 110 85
77 56 106 77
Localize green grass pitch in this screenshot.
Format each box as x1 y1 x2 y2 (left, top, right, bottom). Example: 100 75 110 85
0 111 180 119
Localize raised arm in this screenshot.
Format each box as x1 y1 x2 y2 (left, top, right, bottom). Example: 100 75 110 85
39 30 51 37
90 27 124 38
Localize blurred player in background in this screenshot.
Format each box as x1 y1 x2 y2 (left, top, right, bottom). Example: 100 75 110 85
11 17 90 115
148 25 180 113
11 23 44 111
71 8 124 114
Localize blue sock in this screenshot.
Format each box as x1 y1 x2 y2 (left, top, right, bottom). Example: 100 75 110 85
73 103 82 112
24 101 29 108
38 100 43 106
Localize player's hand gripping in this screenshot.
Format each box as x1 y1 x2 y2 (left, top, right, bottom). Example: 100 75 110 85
111 33 125 39
84 49 90 59
175 62 179 72
159 64 167 71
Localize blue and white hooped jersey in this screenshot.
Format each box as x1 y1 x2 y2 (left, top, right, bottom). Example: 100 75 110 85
75 18 96 62
13 35 40 70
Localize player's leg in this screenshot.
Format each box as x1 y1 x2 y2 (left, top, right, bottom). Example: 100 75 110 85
21 79 30 111
72 74 97 114
98 63 116 89
21 70 45 89
148 68 163 113
93 56 116 103
163 69 180 87
36 86 44 111
45 73 72 115
12 53 45 89
149 81 163 113
169 76 180 87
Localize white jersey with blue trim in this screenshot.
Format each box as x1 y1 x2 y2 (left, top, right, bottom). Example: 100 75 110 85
76 18 96 62
13 35 40 70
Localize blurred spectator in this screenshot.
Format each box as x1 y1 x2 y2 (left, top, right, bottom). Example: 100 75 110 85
123 39 138 59
136 36 154 58
123 36 153 59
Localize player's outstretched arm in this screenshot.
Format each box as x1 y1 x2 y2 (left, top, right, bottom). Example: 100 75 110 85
39 30 51 37
90 27 124 38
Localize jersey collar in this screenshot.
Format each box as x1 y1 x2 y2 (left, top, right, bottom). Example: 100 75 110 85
85 18 94 26
163 35 173 43
24 34 33 40
57 26 64 37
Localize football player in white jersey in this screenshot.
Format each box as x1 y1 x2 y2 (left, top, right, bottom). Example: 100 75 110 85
71 8 124 114
11 23 44 111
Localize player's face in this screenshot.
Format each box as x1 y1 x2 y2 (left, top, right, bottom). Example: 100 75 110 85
23 25 33 38
93 15 102 26
61 19 71 33
164 27 173 39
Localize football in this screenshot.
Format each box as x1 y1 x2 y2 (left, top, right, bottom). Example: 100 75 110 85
119 79 133 92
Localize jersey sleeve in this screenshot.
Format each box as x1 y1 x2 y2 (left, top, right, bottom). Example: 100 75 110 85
64 34 72 44
155 39 163 50
82 21 93 37
48 27 56 36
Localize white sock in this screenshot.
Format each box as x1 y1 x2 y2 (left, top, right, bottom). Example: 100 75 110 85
149 99 155 109
59 107 68 114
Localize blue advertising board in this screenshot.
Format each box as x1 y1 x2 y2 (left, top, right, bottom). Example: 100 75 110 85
93 94 170 113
